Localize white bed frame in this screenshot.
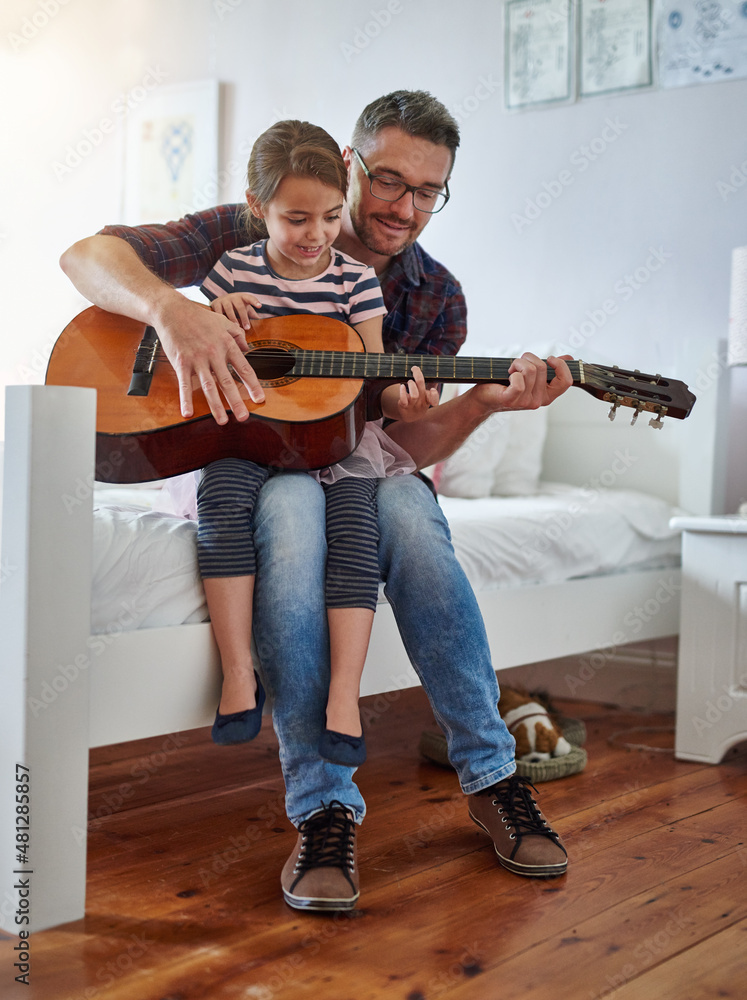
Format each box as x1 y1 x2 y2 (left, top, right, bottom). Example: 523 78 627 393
0 375 719 932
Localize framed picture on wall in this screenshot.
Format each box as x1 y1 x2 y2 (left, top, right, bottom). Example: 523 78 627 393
123 79 219 224
504 0 576 111
656 0 747 88
579 0 653 97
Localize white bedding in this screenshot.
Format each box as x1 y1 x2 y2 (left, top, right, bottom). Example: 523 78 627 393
89 482 682 634
439 483 681 592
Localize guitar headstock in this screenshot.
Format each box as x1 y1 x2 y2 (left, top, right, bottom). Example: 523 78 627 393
578 362 696 428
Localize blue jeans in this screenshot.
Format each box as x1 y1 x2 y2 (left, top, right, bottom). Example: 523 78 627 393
251 473 515 826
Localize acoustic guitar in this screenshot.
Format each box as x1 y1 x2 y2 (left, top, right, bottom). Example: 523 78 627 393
46 306 696 484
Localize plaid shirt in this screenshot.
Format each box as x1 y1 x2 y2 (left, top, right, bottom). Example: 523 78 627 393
100 204 467 358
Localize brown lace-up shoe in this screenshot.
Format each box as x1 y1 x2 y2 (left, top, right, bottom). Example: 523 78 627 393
468 774 568 877
281 801 359 911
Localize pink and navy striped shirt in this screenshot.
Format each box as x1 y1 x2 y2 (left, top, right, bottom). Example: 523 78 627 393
98 205 467 359
200 240 387 326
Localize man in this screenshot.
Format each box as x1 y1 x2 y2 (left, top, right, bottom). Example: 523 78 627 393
61 90 573 912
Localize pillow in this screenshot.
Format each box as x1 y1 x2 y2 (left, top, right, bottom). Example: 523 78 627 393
430 342 558 499
489 406 549 496
436 405 548 498
434 406 511 498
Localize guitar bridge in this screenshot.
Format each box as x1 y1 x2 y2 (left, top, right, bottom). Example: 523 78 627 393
127 326 159 396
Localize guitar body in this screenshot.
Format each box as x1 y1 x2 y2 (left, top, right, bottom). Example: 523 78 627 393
46 307 697 484
46 307 368 483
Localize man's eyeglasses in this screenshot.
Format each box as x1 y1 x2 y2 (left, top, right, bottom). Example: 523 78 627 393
352 147 450 214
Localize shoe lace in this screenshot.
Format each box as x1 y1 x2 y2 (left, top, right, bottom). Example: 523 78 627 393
491 775 565 852
295 800 356 874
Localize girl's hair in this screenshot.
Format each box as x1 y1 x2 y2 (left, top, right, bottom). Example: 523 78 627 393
240 120 348 240
351 90 460 168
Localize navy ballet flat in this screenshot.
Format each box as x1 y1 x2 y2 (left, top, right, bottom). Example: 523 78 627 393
211 672 266 745
318 728 367 767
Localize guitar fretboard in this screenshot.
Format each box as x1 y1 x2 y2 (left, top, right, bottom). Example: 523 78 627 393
290 350 583 385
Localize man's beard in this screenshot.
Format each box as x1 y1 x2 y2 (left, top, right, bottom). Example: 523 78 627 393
350 203 419 257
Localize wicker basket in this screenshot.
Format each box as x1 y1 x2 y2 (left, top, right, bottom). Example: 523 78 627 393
418 714 587 783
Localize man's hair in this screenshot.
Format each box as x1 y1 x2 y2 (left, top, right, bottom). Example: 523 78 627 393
350 90 460 166
240 120 347 239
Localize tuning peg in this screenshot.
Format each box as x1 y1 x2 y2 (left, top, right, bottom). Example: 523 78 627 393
649 405 667 430
608 398 619 421
630 403 643 426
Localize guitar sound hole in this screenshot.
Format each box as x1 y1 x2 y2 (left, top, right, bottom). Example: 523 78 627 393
241 341 299 388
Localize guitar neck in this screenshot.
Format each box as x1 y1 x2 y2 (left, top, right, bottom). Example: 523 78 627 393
278 348 695 422
288 350 583 386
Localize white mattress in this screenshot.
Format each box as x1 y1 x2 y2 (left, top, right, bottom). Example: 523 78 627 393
89 482 683 634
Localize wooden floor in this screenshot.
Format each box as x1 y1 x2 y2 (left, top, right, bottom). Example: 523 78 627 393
2 687 746 1000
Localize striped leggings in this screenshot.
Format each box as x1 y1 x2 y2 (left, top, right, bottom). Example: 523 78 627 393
196 458 380 611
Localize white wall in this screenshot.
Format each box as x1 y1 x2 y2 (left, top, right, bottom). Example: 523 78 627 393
0 0 213 420
2 0 745 503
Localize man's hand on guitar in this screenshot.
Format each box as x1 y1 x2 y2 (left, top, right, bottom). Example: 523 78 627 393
469 353 574 413
154 294 265 425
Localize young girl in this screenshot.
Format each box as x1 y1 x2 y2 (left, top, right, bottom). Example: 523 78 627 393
198 120 437 766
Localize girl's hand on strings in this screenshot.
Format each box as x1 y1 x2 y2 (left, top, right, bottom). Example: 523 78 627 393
210 292 262 330
395 365 440 422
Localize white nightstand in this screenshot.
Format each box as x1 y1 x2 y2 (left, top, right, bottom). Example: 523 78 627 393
670 515 747 763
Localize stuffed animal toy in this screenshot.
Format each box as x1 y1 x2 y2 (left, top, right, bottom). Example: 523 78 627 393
498 687 572 762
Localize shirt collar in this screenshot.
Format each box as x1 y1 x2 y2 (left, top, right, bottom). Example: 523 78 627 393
383 242 424 290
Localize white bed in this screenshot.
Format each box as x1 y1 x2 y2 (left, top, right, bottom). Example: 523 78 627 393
88 481 681 634
0 371 714 932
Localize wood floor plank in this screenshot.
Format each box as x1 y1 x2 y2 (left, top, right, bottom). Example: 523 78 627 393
2 692 745 1000
24 795 742 1000
492 842 745 999
607 918 747 999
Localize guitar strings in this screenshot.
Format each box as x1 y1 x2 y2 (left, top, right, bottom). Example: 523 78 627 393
146 345 581 379
132 342 689 417
145 348 656 395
